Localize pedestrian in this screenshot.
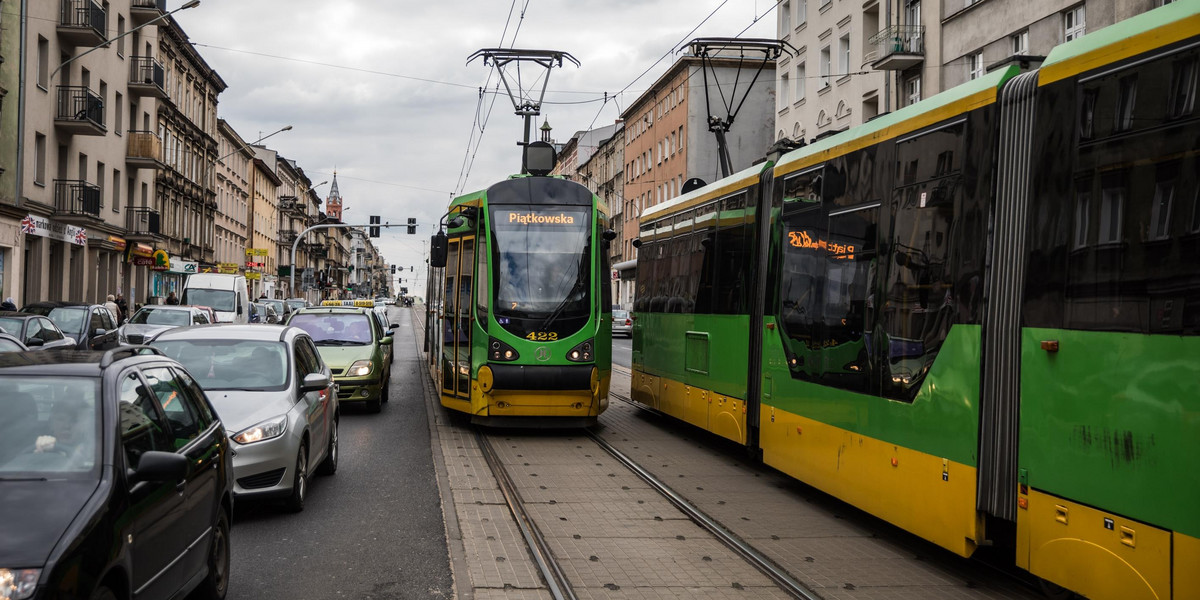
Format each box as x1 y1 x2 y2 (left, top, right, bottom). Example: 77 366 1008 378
0 297 15 311
104 294 120 320
114 293 128 323
166 291 179 305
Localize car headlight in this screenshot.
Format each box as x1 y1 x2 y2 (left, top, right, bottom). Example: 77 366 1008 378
0 568 40 600
232 416 288 445
347 360 372 377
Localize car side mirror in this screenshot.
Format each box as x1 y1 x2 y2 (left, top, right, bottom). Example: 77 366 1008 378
301 372 331 393
388 323 399 329
93 328 107 337
380 336 393 346
25 337 44 347
128 451 188 485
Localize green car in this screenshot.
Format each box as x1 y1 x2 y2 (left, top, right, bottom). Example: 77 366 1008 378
286 306 394 412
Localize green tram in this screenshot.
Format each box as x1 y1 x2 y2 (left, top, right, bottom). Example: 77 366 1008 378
630 4 1199 599
427 158 613 426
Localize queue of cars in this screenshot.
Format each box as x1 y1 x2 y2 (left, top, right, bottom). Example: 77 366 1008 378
0 289 400 600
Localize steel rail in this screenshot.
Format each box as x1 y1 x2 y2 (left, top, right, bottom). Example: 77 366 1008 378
475 430 577 600
588 396 820 600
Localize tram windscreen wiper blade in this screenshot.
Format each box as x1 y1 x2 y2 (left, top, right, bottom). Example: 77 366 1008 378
538 281 580 332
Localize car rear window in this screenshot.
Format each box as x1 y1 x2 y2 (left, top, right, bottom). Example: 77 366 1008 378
152 340 290 391
0 376 100 477
289 313 373 345
131 307 192 326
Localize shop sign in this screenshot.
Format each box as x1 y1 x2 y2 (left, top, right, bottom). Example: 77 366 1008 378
128 243 154 260
20 214 87 246
107 236 127 252
132 256 155 266
168 257 198 274
245 272 262 280
217 262 240 274
151 249 171 271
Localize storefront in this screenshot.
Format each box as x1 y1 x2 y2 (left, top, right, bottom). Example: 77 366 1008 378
126 243 155 306
20 214 88 303
148 250 177 302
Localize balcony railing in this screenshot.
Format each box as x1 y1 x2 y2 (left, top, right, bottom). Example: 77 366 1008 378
129 0 165 24
58 0 107 46
126 207 162 239
54 180 103 222
278 229 298 245
129 56 168 98
55 86 105 135
868 24 925 71
127 131 162 169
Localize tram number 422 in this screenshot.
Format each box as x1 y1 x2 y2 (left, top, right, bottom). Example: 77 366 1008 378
526 331 559 341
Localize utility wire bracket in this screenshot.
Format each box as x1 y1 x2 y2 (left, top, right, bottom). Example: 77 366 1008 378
682 38 796 178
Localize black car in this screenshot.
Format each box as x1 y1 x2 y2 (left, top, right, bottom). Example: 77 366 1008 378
21 302 120 351
0 332 28 352
0 348 234 600
0 311 78 350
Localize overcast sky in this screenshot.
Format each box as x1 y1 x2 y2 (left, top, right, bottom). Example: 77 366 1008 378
174 0 777 296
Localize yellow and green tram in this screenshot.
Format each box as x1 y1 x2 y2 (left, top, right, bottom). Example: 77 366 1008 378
631 4 1200 599
427 165 613 426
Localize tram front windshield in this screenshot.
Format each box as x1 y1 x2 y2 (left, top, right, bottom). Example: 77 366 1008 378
490 206 591 336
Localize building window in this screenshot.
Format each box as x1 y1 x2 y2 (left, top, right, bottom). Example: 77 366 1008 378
1099 187 1123 244
839 34 851 78
1169 57 1197 118
820 46 831 88
1115 75 1137 132
968 52 985 80
906 75 921 106
117 16 126 57
37 37 49 90
1011 30 1028 55
34 133 46 186
780 72 790 106
797 62 806 101
114 92 123 134
782 0 791 31
1150 181 1174 240
798 0 807 25
112 169 121 213
1064 6 1086 42
1074 192 1090 248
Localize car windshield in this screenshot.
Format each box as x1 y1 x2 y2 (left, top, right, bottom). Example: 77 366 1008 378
0 317 24 336
286 300 306 311
289 313 373 345
152 339 289 391
263 300 284 312
0 339 24 352
0 376 100 478
23 307 87 335
130 307 191 326
181 289 236 312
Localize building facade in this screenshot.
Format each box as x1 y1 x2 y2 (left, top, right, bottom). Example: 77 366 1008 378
214 119 251 276
246 145 281 298
775 0 1162 144
0 0 24 301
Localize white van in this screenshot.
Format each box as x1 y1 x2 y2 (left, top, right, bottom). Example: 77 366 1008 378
181 273 249 324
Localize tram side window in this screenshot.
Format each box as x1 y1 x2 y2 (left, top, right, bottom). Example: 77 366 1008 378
714 193 751 314
693 202 720 313
459 238 475 342
476 235 488 324
777 203 827 382
821 206 880 395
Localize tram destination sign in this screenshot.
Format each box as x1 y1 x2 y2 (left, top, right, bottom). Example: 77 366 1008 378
506 211 576 225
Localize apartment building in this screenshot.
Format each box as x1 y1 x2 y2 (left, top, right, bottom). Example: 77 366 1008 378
246 145 281 298
214 118 251 275
18 0 166 305
576 122 627 308
620 54 776 287
776 0 1162 143
0 0 23 300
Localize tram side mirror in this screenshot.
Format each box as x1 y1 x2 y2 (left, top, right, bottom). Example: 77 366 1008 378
631 238 642 248
430 231 448 268
603 229 617 242
447 216 465 229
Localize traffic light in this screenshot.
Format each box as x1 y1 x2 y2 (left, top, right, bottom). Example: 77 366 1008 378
369 215 380 238
410 266 413 272
407 217 416 235
390 265 396 275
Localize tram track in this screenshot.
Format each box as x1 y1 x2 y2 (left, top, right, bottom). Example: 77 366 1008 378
473 404 820 599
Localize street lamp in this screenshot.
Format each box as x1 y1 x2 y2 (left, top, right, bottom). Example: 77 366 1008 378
218 125 293 162
51 0 202 81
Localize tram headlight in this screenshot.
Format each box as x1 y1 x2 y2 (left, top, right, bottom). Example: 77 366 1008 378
489 337 520 362
566 339 594 363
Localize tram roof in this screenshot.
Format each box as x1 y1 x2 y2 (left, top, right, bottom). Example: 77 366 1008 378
639 162 768 225
1039 1 1199 86
773 64 1018 178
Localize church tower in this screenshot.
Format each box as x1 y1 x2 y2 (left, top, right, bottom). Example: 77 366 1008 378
326 172 343 221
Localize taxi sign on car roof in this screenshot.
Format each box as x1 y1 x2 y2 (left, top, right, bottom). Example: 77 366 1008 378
321 299 375 308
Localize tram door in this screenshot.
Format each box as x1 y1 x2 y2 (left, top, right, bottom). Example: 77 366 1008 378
440 236 476 401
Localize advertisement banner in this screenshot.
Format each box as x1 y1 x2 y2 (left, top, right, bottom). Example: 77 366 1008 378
21 215 87 246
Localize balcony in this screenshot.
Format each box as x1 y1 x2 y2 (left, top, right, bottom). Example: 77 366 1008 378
125 207 162 241
278 229 299 245
869 25 925 71
129 0 165 25
55 86 106 136
128 57 168 98
126 131 163 170
54 180 103 225
279 195 306 217
58 0 107 47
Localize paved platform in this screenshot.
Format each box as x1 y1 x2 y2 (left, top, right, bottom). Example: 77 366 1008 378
410 309 1037 599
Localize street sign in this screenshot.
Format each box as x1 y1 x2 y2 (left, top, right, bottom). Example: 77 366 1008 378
246 248 268 256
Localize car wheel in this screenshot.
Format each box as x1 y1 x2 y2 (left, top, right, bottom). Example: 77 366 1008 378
317 419 338 476
194 507 230 600
89 585 118 600
284 443 308 512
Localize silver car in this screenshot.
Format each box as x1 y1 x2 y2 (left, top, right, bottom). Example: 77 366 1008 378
151 325 338 512
611 309 632 338
119 305 210 345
